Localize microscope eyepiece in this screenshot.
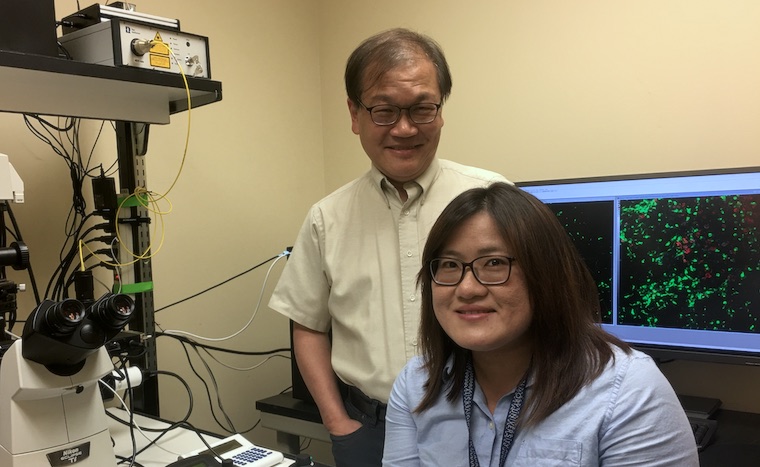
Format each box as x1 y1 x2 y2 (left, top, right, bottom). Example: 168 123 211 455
91 294 135 329
43 298 86 336
21 293 136 372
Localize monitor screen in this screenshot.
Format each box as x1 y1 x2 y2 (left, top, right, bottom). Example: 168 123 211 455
518 167 760 366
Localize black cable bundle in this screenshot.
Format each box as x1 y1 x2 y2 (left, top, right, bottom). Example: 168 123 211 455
22 114 118 302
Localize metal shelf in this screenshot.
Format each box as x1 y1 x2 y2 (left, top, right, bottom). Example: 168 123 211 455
0 50 222 123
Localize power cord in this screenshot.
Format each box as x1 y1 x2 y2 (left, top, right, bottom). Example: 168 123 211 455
155 250 289 313
161 252 290 341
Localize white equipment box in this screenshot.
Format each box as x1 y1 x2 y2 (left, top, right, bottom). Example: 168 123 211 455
0 154 23 203
59 18 211 78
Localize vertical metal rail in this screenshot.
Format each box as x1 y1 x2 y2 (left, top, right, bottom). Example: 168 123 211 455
115 121 160 416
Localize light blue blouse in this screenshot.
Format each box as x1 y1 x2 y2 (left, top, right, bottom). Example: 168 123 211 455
383 347 699 467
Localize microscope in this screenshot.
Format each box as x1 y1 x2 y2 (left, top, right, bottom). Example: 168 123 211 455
0 151 137 465
0 292 135 466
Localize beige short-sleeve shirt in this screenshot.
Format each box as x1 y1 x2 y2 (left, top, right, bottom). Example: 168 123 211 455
269 158 508 402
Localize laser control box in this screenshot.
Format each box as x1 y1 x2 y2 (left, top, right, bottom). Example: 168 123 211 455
58 18 211 79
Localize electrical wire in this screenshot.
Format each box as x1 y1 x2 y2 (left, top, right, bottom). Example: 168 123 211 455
162 253 289 341
110 356 138 467
23 113 118 302
109 369 195 434
105 368 204 465
300 436 313 452
91 39 194 272
108 410 231 467
154 252 285 313
148 249 291 432
81 187 170 269
154 333 290 435
156 333 290 357
201 350 290 372
76 38 194 274
175 338 236 433
43 214 103 300
100 383 183 458
110 237 124 294
20 30 199 302
112 188 169 263
144 40 192 200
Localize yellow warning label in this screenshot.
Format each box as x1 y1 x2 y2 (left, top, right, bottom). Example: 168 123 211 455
150 32 169 55
150 54 171 69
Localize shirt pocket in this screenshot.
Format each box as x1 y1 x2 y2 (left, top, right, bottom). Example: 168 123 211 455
511 438 583 466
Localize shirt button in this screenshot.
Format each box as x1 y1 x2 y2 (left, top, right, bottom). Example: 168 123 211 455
404 210 410 216
410 295 416 302
407 251 413 257
488 422 494 430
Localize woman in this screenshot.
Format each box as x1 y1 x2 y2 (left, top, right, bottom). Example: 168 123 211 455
383 182 698 466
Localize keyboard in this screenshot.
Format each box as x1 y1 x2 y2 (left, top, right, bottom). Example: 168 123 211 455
689 416 717 451
179 433 284 467
228 445 284 467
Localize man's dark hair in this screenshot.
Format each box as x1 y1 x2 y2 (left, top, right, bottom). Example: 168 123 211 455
345 28 452 105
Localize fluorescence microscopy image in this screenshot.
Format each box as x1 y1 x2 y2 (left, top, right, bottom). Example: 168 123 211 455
548 201 615 323
619 194 759 332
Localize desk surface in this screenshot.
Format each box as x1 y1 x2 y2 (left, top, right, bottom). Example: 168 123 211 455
256 393 322 424
256 393 330 459
107 408 300 467
700 409 760 466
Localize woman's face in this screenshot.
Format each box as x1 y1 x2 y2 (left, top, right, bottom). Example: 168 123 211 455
432 212 533 357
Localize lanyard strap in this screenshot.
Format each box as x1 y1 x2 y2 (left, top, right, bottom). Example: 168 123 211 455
463 358 528 467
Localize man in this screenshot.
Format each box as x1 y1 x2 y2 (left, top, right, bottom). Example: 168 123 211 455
269 28 507 466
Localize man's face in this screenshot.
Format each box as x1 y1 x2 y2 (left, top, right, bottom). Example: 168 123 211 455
348 57 444 189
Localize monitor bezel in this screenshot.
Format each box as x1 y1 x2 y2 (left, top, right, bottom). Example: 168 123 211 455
516 166 760 367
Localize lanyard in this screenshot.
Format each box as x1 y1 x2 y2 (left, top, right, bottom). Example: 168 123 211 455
463 358 528 467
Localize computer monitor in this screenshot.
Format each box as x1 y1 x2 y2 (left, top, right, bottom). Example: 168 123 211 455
518 167 760 366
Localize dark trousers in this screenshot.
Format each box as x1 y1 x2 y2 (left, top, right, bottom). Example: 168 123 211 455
330 387 386 467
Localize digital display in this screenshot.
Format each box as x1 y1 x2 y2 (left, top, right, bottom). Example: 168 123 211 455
197 439 242 457
519 167 760 365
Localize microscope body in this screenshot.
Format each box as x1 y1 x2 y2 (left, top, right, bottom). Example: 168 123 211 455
0 340 116 466
0 293 135 466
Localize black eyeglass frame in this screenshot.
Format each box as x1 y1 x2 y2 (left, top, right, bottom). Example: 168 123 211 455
429 255 516 286
358 100 442 126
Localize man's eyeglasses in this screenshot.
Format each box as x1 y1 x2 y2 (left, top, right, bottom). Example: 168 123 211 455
358 101 442 126
429 255 516 286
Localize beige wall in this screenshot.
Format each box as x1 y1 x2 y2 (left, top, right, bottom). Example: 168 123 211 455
1 0 759 464
318 0 760 416
121 0 328 455
320 0 760 191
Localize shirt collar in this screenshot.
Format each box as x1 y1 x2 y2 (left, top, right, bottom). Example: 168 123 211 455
441 354 536 389
370 158 441 208
442 354 455 381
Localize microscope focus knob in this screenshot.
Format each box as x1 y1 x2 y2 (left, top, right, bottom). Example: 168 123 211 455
0 241 29 270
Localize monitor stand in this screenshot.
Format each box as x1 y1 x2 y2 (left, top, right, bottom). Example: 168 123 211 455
678 394 722 419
